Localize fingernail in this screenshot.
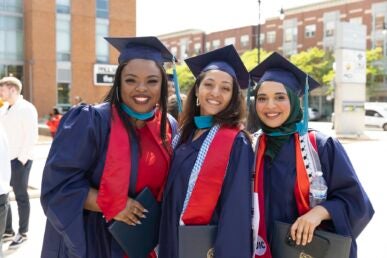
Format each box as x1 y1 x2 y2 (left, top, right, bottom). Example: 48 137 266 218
141 214 146 218
143 209 149 213
136 221 142 225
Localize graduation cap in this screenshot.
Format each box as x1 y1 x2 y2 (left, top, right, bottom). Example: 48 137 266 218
249 52 320 97
249 52 321 136
185 45 249 89
167 73 174 81
105 36 174 64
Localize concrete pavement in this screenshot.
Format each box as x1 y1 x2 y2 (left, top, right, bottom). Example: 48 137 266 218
3 123 387 257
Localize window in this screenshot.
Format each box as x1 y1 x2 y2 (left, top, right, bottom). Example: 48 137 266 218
170 47 177 57
224 37 235 46
365 109 382 117
0 0 22 13
266 31 276 44
205 42 210 52
240 35 249 47
0 65 23 80
57 82 71 106
375 14 386 31
96 0 109 18
96 19 109 63
56 0 70 14
212 39 220 49
56 16 71 61
284 28 296 43
305 24 316 38
256 33 265 45
194 43 201 55
325 21 335 37
0 15 23 61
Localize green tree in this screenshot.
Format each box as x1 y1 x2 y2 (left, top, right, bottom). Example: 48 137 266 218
366 47 384 97
290 47 334 87
240 48 270 71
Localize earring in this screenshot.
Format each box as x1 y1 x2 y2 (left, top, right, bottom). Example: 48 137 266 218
196 98 200 106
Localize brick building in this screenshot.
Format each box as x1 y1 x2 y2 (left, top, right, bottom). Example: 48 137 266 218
159 0 387 113
160 0 386 61
0 0 135 118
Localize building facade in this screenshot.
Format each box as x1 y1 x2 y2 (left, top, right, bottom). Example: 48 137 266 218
159 0 387 111
0 0 135 118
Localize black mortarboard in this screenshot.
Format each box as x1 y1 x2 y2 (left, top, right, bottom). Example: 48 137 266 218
184 45 249 89
249 52 320 96
105 36 174 64
167 73 174 81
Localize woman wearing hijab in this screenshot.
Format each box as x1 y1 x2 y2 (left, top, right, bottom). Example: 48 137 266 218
158 45 254 258
40 36 177 258
249 52 374 258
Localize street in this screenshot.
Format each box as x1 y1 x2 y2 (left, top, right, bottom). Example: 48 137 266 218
3 123 387 257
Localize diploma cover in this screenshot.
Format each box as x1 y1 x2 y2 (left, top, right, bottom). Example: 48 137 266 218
271 221 352 258
178 225 217 258
108 187 160 258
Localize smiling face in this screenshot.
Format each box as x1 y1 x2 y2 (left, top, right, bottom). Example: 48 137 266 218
195 70 233 116
120 59 162 113
255 81 291 128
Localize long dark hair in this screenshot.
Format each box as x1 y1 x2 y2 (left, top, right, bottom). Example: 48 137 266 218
104 60 170 152
179 71 246 143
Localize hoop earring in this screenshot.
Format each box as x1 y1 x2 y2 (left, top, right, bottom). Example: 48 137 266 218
196 98 200 106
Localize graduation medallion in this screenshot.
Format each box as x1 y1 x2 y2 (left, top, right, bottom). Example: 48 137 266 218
299 252 313 258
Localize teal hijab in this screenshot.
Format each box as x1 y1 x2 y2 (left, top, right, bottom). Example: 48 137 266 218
257 86 303 160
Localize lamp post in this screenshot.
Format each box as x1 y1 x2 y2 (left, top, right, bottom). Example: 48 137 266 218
280 7 285 21
257 0 261 64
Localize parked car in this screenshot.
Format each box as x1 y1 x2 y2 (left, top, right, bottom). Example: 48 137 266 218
365 108 387 131
331 103 387 131
308 107 321 121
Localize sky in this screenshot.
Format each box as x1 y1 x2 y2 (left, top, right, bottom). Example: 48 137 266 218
136 0 327 36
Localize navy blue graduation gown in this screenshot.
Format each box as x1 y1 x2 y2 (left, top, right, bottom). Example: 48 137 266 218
263 131 374 258
40 103 124 258
158 130 254 258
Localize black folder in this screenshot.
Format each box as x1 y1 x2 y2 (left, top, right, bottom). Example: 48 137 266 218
108 187 161 258
178 225 217 258
271 221 352 258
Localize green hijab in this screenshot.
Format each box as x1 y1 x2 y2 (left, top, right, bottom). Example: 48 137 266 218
256 86 303 161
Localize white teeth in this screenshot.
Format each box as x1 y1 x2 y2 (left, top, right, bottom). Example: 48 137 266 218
207 99 220 105
134 97 148 102
266 113 279 117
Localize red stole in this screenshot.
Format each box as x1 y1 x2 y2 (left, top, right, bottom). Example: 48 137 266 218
254 133 310 258
97 106 171 221
181 127 239 225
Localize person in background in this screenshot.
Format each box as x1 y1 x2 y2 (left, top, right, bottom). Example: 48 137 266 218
0 123 11 257
166 73 176 97
40 36 177 258
73 95 86 107
158 45 254 258
46 107 63 138
0 76 38 249
167 93 187 121
248 52 374 258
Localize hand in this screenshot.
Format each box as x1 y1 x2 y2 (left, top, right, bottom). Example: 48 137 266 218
290 205 331 246
113 197 148 226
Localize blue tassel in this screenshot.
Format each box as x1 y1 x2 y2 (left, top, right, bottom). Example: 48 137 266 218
172 56 183 113
296 75 310 136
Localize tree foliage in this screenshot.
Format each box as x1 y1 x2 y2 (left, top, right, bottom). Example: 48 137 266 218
290 47 334 87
